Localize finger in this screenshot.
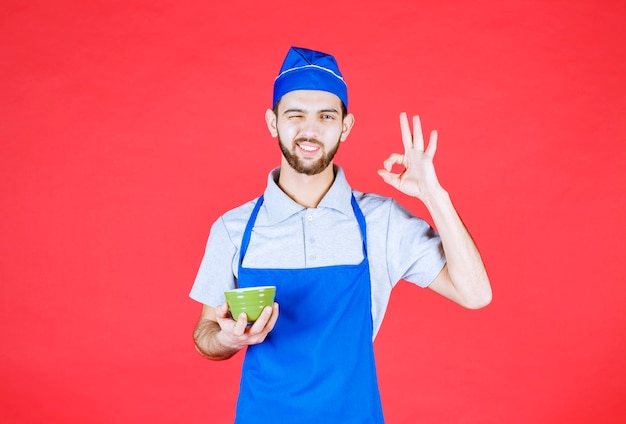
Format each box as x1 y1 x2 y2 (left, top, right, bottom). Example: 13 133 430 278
412 115 424 151
232 312 248 336
265 302 280 331
377 169 401 189
399 112 413 151
382 153 404 171
426 129 438 157
249 305 273 334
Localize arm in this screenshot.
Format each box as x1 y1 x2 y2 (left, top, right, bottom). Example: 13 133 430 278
378 113 492 309
193 302 279 360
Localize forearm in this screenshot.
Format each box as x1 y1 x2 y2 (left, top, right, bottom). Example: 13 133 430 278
422 187 492 308
193 319 241 361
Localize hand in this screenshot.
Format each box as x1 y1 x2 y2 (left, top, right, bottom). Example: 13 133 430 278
214 302 279 351
378 113 442 201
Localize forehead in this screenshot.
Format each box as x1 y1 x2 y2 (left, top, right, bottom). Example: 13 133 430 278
278 90 343 112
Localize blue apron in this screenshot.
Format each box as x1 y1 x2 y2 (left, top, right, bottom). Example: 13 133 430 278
234 194 384 423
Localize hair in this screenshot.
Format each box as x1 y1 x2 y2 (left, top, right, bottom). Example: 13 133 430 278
273 99 348 119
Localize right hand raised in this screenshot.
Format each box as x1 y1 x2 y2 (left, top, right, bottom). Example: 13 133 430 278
214 301 279 351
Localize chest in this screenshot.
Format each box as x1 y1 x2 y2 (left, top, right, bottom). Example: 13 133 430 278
239 207 364 269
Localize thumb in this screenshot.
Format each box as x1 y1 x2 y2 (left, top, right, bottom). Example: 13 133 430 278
377 169 399 188
215 302 230 318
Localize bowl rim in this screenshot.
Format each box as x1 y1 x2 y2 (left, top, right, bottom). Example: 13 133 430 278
224 285 276 294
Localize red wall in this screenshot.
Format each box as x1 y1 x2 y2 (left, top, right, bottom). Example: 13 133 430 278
1 1 625 423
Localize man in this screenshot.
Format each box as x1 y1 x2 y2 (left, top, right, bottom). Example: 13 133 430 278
190 46 492 423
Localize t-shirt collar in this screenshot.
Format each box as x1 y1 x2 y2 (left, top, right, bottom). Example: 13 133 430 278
263 165 354 224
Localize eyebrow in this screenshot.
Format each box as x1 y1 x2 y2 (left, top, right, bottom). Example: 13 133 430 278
282 108 340 115
282 108 305 114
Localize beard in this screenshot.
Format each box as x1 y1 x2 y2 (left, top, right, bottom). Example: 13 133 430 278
278 132 341 176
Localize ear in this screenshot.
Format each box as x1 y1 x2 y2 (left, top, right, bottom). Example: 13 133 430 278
265 108 278 138
340 113 355 142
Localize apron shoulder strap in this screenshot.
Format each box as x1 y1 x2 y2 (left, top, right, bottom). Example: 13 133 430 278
350 193 368 257
239 195 264 266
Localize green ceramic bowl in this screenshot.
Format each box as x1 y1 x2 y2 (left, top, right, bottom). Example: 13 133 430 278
224 286 276 322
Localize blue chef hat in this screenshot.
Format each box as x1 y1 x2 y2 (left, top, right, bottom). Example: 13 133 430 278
273 46 348 111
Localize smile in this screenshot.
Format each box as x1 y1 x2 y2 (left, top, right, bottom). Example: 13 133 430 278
296 142 321 155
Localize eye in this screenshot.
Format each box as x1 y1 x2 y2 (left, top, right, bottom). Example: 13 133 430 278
321 114 335 120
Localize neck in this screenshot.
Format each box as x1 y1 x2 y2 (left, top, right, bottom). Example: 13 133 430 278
277 162 335 208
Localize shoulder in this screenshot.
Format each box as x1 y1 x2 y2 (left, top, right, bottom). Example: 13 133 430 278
352 190 411 219
210 197 260 242
353 190 435 238
221 197 259 223
353 190 390 208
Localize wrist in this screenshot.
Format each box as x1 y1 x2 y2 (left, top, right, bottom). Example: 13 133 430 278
420 185 449 208
216 328 240 351
195 320 240 360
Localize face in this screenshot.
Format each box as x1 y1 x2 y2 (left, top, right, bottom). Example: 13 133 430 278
266 90 354 176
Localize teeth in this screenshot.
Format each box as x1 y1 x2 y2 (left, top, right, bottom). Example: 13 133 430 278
299 144 318 152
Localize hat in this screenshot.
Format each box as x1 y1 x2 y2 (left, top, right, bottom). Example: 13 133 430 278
273 46 348 110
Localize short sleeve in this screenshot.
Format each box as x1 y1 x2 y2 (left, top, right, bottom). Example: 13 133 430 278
189 217 238 306
385 199 446 288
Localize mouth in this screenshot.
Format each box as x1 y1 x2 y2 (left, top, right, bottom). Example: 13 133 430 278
296 141 321 157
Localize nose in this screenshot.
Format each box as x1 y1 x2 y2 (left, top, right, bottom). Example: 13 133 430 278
299 116 319 139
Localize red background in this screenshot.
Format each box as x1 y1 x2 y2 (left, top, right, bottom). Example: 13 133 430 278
1 1 625 423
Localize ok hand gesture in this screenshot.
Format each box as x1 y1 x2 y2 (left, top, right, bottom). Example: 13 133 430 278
377 113 442 201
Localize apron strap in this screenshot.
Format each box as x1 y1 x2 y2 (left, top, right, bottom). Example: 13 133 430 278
239 195 264 266
351 193 368 257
